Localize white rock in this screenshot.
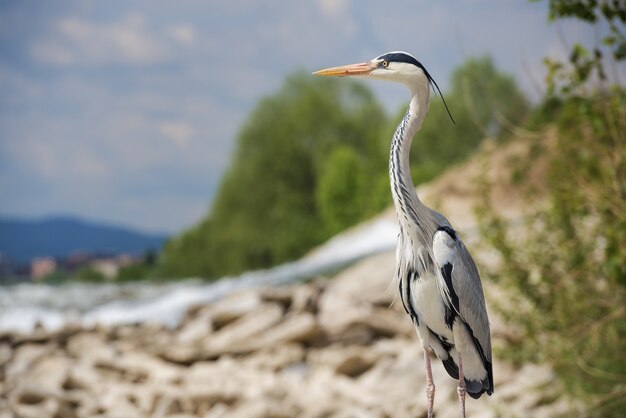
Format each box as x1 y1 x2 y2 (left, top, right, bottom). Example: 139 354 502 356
208 290 262 329
204 303 283 355
253 312 323 347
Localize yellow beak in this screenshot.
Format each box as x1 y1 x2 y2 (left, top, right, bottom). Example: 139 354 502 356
313 62 376 77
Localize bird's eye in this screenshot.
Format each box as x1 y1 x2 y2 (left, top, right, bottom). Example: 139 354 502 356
382 60 389 68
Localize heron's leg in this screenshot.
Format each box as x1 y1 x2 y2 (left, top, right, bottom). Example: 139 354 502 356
423 347 435 418
457 351 466 418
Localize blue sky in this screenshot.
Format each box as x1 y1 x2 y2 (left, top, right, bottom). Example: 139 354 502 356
0 0 617 234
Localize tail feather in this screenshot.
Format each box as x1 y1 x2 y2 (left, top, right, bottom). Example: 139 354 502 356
428 329 494 399
441 355 459 379
439 352 494 399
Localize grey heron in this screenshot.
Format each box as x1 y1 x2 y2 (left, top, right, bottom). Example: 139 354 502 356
314 52 493 418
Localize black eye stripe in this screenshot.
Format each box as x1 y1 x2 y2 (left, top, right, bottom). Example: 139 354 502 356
377 52 422 67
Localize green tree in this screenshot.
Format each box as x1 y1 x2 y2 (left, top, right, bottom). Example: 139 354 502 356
159 73 388 279
317 146 366 236
160 219 218 278
449 56 529 137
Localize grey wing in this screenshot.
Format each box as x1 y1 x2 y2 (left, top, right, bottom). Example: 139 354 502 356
432 227 492 362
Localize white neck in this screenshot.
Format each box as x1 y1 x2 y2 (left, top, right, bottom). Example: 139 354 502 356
389 80 430 233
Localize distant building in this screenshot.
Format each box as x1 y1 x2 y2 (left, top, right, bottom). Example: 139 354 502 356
31 257 57 281
90 253 136 280
90 259 119 280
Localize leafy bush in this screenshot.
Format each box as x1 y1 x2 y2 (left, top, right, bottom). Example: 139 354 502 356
476 2 626 415
479 92 626 416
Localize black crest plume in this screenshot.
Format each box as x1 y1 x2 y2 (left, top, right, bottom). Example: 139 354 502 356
377 52 456 124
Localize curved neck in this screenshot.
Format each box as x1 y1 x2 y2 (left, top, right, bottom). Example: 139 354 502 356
389 83 430 231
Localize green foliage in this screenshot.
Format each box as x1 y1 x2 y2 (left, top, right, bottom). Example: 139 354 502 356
450 56 530 137
117 263 151 281
317 146 367 236
159 219 218 278
540 0 626 95
479 92 626 416
159 73 388 279
39 270 71 284
74 266 106 282
395 56 530 186
476 2 626 415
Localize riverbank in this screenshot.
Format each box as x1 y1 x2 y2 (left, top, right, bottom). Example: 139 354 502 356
1 249 577 418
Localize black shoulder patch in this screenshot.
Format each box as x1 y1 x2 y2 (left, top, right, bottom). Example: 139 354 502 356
437 225 457 241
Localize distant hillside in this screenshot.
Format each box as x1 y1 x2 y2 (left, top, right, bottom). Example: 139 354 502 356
0 216 168 262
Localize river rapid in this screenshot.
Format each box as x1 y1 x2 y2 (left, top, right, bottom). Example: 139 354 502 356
0 218 398 333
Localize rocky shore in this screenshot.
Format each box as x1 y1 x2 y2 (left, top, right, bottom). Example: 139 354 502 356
1 249 575 418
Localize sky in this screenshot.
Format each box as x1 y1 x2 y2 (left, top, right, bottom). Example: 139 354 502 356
0 0 619 234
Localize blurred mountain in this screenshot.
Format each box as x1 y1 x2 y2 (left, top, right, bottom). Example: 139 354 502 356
0 216 168 262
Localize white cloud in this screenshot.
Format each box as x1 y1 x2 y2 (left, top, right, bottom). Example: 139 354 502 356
158 121 194 148
30 13 167 66
318 0 351 19
168 24 196 46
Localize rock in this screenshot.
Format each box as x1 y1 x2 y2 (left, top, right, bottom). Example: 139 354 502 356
4 344 52 384
241 343 305 371
254 312 324 347
176 308 213 345
322 252 397 307
367 308 413 336
17 353 71 391
203 303 283 355
94 350 183 385
259 286 294 310
290 283 323 313
308 344 380 378
65 332 116 361
208 290 262 330
202 398 298 418
9 397 59 418
155 343 203 365
317 252 411 344
95 383 144 418
11 392 78 418
62 362 100 392
0 343 12 368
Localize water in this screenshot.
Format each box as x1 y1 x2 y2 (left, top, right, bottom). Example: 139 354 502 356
0 217 398 333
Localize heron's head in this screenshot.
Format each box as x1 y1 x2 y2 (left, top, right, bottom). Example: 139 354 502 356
313 51 431 88
314 51 454 122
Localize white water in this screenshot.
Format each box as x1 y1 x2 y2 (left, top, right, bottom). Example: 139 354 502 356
0 218 398 333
